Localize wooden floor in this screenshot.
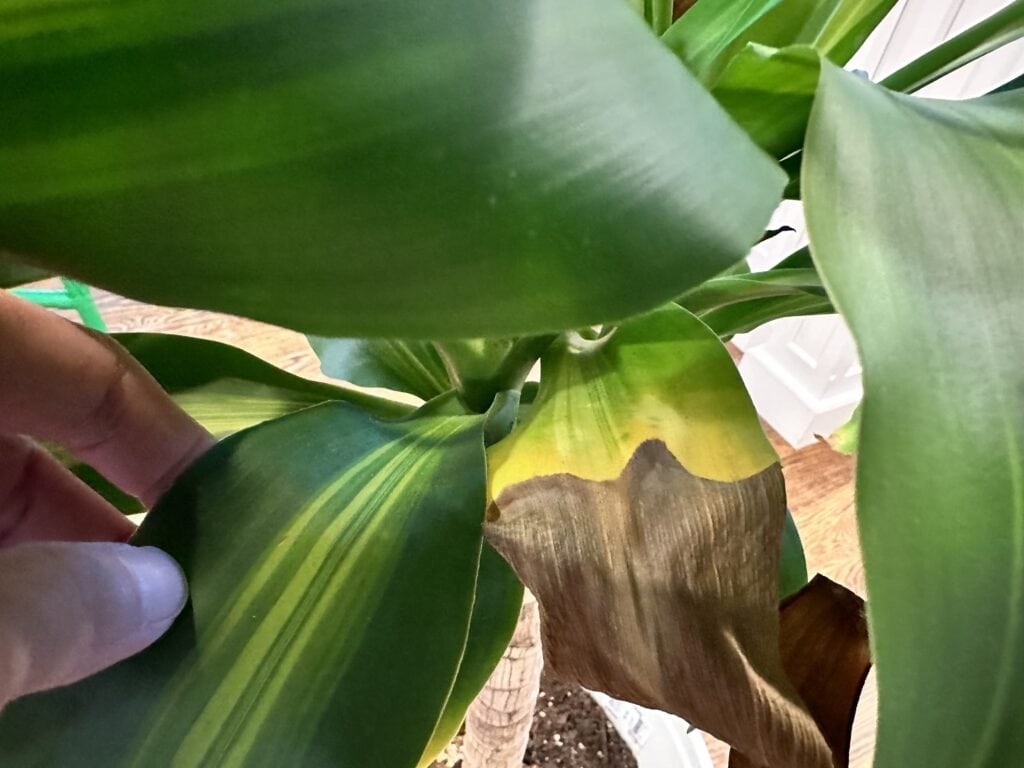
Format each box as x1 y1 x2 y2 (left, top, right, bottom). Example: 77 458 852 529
28 281 876 767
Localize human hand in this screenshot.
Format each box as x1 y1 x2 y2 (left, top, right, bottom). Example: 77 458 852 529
0 291 215 707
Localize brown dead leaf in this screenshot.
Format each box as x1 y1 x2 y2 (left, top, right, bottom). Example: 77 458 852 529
730 576 870 768
674 0 700 20
485 440 831 768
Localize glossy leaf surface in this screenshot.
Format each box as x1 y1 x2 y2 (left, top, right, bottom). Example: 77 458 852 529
0 0 783 338
309 337 450 402
0 402 490 767
804 64 1024 767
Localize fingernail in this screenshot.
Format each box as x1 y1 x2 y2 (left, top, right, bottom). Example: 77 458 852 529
116 546 189 625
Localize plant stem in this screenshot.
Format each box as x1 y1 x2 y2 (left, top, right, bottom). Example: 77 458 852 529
880 0 1024 93
434 335 556 413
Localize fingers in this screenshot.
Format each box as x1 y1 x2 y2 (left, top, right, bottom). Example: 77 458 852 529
0 292 214 506
0 435 134 547
0 541 187 706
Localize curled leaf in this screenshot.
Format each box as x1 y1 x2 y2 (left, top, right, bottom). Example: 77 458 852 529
484 306 830 768
487 443 829 768
730 575 871 768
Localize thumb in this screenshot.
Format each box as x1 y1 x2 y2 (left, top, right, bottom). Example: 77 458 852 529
0 541 187 707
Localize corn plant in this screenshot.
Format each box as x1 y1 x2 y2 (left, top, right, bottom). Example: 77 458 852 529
1 1 1023 766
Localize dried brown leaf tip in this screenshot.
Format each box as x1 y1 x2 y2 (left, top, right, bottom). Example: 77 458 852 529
673 0 700 21
731 576 871 768
485 440 832 768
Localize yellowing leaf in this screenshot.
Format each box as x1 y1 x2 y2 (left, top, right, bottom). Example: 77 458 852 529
487 305 777 498
484 306 829 768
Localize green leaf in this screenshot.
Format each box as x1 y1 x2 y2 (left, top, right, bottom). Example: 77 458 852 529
711 44 821 158
707 0 897 158
432 339 516 412
0 0 784 339
417 545 523 767
434 336 555 414
880 0 1024 94
741 0 897 64
810 0 899 64
648 0 675 36
0 251 49 288
679 268 827 314
0 402 491 767
308 337 451 402
488 305 779 493
828 404 860 455
994 72 1024 93
680 266 834 338
701 293 834 338
773 245 814 270
662 0 784 84
804 63 1024 767
779 510 809 599
117 333 414 435
663 0 895 85
734 0 827 49
55 333 413 514
760 4 1023 187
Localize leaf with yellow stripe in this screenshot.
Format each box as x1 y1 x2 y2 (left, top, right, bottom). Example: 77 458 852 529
417 544 523 767
118 333 413 437
0 400 492 767
58 333 414 515
485 305 830 767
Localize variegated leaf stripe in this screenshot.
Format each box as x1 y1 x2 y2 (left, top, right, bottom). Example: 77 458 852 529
174 380 332 439
143 431 435 764
111 333 415 432
0 402 488 768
